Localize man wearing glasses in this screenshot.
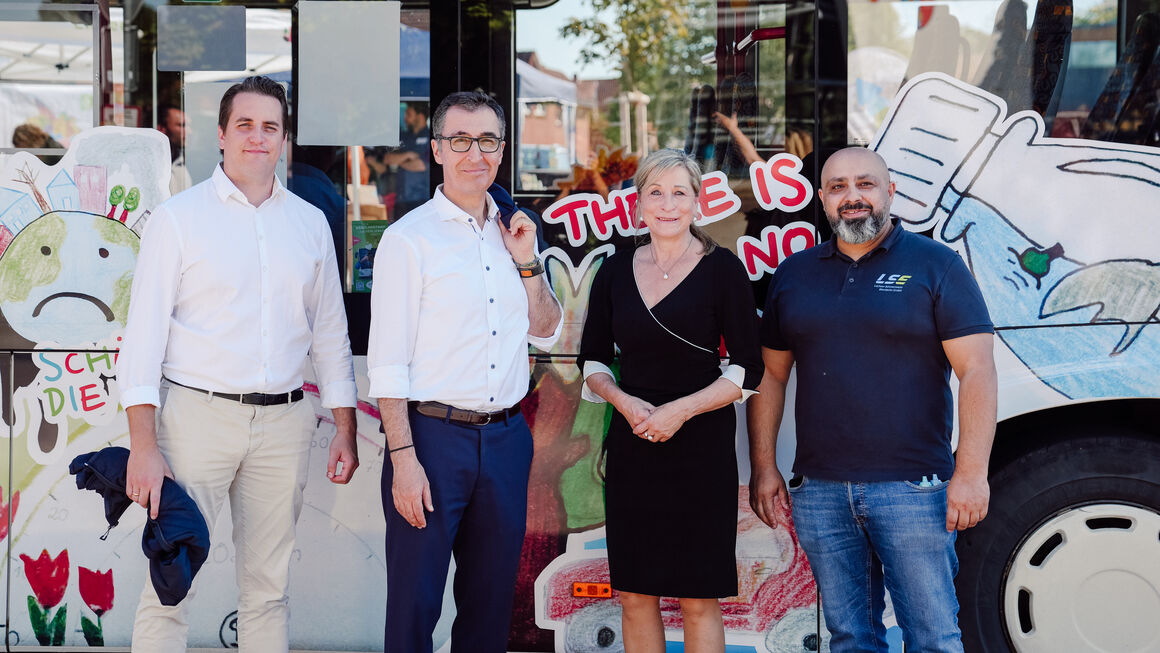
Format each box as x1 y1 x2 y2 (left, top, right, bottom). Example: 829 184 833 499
367 91 562 653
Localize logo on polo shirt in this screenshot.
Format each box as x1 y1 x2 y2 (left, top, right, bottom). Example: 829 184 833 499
874 273 912 293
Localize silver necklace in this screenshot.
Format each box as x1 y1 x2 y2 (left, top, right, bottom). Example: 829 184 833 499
651 237 694 280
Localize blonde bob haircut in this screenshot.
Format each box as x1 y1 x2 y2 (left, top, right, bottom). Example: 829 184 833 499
632 148 717 255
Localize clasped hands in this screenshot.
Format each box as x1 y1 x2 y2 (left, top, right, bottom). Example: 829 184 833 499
617 396 688 443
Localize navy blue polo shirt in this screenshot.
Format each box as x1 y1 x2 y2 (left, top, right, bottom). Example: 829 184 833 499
761 220 993 481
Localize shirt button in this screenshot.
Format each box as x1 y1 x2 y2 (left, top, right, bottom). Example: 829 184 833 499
849 278 855 282
489 396 494 402
490 364 496 369
492 330 496 336
489 298 494 303
486 266 490 271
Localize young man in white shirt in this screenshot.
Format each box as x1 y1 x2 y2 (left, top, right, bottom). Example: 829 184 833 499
118 76 358 652
368 91 562 653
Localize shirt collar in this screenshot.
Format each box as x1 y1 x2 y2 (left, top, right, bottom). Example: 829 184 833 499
211 162 286 206
432 185 499 224
819 217 904 260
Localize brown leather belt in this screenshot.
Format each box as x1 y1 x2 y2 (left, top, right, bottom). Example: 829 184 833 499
411 400 520 426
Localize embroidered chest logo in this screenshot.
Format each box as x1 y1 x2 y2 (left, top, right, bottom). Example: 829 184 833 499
874 273 912 293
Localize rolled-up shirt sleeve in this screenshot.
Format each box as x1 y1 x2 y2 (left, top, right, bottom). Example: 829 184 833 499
305 222 356 408
116 207 182 408
367 230 422 399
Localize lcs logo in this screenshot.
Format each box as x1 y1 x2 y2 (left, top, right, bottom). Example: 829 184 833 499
874 273 912 293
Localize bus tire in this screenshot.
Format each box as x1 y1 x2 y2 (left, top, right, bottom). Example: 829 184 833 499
956 434 1160 652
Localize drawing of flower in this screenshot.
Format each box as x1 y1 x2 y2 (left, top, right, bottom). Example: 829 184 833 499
78 567 113 615
79 566 113 645
21 548 68 645
0 487 18 542
21 549 68 609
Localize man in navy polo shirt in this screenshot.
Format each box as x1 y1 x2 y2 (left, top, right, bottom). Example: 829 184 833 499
747 147 997 652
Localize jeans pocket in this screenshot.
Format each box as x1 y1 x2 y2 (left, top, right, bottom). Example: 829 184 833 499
902 478 949 491
787 475 806 493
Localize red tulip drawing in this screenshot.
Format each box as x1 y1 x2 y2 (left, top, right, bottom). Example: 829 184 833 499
0 487 18 542
21 548 68 645
79 567 114 645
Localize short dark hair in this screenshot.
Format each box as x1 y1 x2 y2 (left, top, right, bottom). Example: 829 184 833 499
432 91 505 140
157 103 180 129
218 76 290 134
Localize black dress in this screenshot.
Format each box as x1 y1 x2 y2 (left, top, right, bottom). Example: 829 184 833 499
578 245 763 598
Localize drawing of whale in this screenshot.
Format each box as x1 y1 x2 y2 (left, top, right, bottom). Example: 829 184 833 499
940 187 1160 399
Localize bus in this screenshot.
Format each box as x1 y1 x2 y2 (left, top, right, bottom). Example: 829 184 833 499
1 1 1157 651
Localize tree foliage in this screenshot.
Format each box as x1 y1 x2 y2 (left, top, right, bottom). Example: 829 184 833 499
560 0 716 147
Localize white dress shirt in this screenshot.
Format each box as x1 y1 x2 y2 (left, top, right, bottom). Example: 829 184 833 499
367 187 562 411
118 164 356 409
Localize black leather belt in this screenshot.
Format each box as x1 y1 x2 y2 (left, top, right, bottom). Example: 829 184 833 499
166 378 303 406
411 400 520 426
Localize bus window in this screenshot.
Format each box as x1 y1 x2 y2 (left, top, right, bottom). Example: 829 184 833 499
846 0 1139 144
0 5 102 162
515 0 818 311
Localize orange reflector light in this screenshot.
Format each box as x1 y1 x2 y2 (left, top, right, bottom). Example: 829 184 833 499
571 582 612 598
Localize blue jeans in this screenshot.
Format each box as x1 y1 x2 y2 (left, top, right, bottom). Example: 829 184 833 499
788 476 963 653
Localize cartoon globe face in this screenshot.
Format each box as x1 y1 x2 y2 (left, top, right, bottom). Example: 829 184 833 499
0 210 139 345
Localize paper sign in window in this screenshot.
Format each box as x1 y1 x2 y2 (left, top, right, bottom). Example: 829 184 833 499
297 1 400 146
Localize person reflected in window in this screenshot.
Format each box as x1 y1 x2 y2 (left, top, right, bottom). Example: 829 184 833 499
578 148 763 653
367 103 430 219
12 123 63 165
156 104 192 195
289 144 344 275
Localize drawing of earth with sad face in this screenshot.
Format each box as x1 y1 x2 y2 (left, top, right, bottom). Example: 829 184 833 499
0 211 139 345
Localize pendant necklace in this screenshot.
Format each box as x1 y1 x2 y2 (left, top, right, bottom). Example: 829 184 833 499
652 237 694 280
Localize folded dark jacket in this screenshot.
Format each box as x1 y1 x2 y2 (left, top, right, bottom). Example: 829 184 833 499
69 447 210 606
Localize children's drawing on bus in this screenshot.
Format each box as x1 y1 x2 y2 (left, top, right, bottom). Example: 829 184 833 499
533 492 827 653
0 127 168 464
872 72 1160 399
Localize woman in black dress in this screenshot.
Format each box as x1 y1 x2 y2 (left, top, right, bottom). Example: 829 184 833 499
578 149 763 652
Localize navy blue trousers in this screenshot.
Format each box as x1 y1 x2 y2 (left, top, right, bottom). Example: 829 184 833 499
382 407 533 653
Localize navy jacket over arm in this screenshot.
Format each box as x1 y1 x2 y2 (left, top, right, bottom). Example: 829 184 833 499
69 447 210 606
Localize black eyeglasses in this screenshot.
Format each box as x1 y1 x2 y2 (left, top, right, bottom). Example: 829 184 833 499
436 135 504 153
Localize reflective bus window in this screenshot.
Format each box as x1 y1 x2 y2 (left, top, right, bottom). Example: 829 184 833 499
515 1 718 194
0 5 101 160
515 1 811 268
847 0 1128 144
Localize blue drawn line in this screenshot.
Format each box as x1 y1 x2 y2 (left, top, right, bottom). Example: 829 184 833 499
900 148 944 166
895 191 928 207
911 126 958 142
888 168 933 185
929 94 980 112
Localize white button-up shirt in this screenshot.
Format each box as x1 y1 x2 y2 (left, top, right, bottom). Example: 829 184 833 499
367 187 562 411
117 164 356 409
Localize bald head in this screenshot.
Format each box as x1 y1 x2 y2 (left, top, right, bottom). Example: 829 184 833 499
820 147 891 189
818 147 895 246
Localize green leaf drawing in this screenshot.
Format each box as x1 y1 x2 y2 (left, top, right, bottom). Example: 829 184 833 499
48 603 67 646
26 595 49 645
81 615 104 646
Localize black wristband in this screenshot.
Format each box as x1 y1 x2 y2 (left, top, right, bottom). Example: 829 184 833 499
514 257 545 278
388 443 414 454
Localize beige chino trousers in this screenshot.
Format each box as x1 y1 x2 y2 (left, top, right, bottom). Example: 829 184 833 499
131 381 313 653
